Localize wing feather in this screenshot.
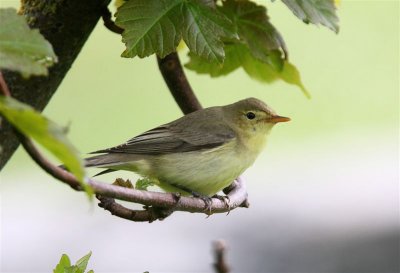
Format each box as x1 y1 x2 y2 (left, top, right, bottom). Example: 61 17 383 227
91 119 236 155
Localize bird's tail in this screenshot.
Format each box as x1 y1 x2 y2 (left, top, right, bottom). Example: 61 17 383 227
84 153 124 168
84 153 129 177
60 153 138 177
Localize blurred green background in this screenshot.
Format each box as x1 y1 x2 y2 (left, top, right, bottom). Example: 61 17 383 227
1 1 398 272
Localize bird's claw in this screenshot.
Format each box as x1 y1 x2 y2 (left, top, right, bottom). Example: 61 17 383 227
191 191 213 215
212 194 231 215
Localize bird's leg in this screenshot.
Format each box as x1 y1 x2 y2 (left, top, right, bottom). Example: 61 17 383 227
212 194 231 212
191 191 213 215
169 183 213 214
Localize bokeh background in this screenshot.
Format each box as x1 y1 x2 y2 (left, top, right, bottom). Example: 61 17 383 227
1 1 398 272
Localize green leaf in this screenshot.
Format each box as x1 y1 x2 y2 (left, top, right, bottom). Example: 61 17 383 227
75 251 92 272
116 0 184 59
115 0 237 63
53 254 71 273
0 8 57 77
220 0 287 63
65 265 83 273
241 48 310 98
135 177 155 191
182 0 237 63
185 44 310 97
0 96 92 196
185 44 241 77
280 0 339 33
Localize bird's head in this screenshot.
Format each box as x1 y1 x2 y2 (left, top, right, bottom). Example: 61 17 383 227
225 97 290 136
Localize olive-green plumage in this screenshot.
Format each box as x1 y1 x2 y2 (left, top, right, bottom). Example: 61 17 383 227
85 98 289 196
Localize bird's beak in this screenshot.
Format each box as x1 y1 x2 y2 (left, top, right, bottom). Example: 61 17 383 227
267 115 291 123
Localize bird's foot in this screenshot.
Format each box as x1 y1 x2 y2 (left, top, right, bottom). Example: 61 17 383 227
212 194 231 214
191 191 213 215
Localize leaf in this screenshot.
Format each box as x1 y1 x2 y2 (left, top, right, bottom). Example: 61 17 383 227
65 266 83 273
115 0 237 63
220 0 287 63
116 0 184 59
181 0 237 63
185 44 241 77
0 96 92 196
53 254 71 273
135 177 155 191
241 48 310 98
75 251 92 272
185 44 310 97
280 0 339 33
0 8 57 77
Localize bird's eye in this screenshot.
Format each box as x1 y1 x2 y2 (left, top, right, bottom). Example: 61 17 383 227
246 112 256 120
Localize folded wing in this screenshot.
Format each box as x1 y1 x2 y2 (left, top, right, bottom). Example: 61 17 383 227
90 122 236 155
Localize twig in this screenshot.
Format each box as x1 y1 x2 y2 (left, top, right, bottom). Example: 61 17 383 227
213 240 230 273
101 7 123 34
157 53 202 114
97 195 173 222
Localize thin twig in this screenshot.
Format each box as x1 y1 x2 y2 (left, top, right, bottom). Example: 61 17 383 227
97 195 174 222
213 240 230 273
101 7 123 34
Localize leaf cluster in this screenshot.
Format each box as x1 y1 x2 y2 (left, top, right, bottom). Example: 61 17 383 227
116 0 339 95
53 252 93 273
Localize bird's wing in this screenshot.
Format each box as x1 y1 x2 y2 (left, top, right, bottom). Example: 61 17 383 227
90 122 236 155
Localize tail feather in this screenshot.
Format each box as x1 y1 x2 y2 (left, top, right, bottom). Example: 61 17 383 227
84 153 126 168
93 169 117 177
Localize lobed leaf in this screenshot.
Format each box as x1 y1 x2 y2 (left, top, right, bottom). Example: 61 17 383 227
116 0 184 58
182 0 237 63
185 44 310 97
0 8 57 77
280 0 339 33
221 0 287 63
115 0 237 63
0 96 92 196
185 44 241 77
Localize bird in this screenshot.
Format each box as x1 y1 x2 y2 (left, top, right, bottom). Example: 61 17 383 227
84 97 290 198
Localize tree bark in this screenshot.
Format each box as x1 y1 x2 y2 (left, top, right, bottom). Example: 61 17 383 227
0 0 111 170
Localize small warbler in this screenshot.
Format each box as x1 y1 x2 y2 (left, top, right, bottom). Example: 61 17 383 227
85 98 289 197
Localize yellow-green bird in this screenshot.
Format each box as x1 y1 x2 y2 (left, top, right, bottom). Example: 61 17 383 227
85 98 289 197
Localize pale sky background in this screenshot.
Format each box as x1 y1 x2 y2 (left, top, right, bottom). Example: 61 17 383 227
1 1 399 272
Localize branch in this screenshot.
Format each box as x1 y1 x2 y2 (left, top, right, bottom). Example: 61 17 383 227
0 0 112 170
157 53 202 114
